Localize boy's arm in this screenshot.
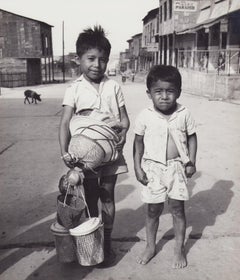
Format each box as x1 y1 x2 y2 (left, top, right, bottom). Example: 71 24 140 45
59 105 74 167
186 133 197 177
133 134 149 186
116 105 130 149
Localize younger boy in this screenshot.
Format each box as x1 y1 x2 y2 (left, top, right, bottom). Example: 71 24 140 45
59 25 130 266
133 65 197 269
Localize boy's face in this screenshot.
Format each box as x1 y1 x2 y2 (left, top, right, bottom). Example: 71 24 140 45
79 48 109 83
147 79 180 114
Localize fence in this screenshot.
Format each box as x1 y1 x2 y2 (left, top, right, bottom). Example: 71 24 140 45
0 72 27 87
177 49 240 76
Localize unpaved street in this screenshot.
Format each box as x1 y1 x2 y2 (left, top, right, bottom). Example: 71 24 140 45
0 76 240 280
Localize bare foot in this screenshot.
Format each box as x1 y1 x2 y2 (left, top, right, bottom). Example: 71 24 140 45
172 247 187 269
136 247 156 265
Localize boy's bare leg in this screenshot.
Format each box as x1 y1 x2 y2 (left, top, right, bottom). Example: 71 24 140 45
169 199 187 269
137 203 164 265
83 178 99 217
98 175 118 266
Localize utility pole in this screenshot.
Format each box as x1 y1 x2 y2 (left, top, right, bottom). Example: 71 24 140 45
62 21 65 83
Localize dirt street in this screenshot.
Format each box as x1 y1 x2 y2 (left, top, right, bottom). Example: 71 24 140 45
0 76 240 280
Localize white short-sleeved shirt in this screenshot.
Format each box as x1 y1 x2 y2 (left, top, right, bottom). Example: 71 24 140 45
134 104 196 165
62 74 125 122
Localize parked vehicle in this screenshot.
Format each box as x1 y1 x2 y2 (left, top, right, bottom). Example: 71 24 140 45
108 68 117 76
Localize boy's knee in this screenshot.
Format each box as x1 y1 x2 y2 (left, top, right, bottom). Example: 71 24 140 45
100 188 113 203
169 200 185 217
147 203 163 219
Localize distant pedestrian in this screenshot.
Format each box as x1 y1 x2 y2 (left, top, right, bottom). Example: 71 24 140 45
133 65 197 268
121 71 127 83
59 25 130 267
131 71 135 82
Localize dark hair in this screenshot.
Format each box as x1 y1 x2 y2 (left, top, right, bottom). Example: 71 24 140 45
146 65 182 91
76 25 111 57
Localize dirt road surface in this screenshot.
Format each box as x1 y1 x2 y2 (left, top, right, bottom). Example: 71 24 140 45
0 76 240 280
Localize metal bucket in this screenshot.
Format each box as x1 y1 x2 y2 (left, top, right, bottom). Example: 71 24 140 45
50 222 77 263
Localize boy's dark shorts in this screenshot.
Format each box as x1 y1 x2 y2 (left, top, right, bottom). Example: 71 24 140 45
83 152 128 178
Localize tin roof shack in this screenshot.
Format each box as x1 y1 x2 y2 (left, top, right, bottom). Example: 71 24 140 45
0 9 54 87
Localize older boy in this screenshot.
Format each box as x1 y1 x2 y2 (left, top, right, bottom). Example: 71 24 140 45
59 25 130 267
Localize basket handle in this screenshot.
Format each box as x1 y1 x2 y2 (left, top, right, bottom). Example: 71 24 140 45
63 182 99 222
79 188 91 218
63 183 71 206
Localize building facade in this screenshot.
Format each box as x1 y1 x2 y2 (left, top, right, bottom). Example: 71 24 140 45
141 7 159 70
0 9 54 87
126 33 142 72
124 0 240 99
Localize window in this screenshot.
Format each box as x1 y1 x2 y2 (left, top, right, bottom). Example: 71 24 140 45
0 37 4 46
169 0 172 19
24 22 29 41
164 1 167 21
150 23 152 42
160 6 162 23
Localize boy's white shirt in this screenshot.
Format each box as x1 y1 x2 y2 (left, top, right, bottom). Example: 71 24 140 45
134 104 196 165
62 74 125 122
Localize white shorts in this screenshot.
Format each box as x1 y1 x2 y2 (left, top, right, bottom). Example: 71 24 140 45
141 158 189 204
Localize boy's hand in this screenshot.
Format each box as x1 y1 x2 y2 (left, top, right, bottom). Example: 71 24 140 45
185 162 196 178
116 131 127 150
61 153 75 168
135 168 149 186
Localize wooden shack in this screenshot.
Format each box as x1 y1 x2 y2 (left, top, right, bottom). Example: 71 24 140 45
0 9 54 87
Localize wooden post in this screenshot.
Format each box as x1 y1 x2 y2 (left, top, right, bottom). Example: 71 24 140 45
62 21 65 83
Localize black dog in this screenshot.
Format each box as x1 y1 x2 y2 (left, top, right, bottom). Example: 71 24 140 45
24 90 41 104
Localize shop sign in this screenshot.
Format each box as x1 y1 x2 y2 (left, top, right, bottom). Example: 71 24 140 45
220 19 228 33
174 1 197 12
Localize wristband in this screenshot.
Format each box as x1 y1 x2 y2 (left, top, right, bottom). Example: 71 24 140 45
185 161 195 167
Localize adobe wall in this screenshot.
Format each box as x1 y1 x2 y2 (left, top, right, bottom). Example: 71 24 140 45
179 68 240 101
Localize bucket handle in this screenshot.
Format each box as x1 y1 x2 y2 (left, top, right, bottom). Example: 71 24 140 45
63 182 92 220
79 188 91 218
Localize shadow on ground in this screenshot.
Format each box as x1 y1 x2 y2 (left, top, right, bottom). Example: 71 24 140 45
0 173 234 278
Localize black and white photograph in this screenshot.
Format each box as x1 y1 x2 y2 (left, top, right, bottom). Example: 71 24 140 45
0 0 239 279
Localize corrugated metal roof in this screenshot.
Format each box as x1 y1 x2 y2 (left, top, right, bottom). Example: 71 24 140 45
176 17 222 34
210 0 229 19
142 7 159 23
200 0 211 10
0 9 53 27
197 6 211 24
229 0 240 13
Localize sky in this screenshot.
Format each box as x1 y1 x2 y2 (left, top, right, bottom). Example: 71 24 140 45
0 0 158 62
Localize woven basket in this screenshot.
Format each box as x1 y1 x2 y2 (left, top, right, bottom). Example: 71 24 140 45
72 223 104 266
68 116 120 171
69 134 104 170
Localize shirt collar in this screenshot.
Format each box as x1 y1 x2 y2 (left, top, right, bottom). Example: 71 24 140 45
76 74 108 84
148 103 185 119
